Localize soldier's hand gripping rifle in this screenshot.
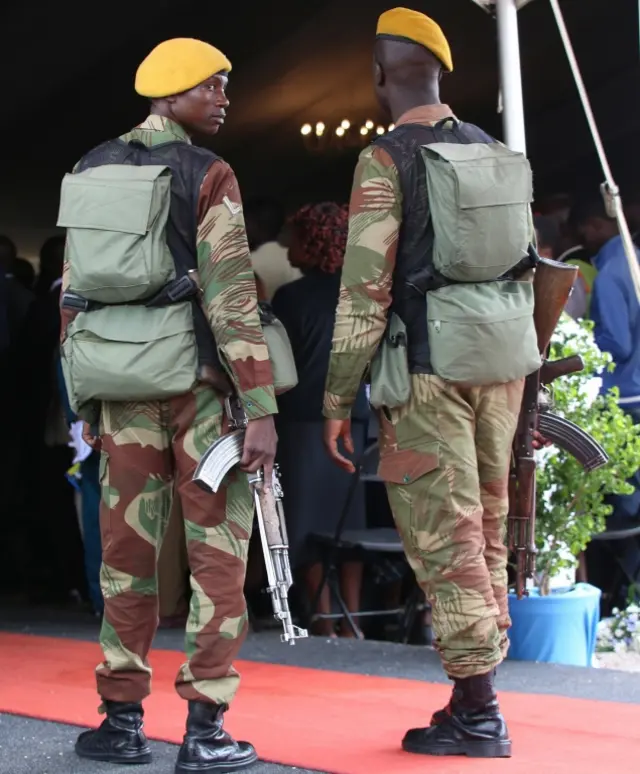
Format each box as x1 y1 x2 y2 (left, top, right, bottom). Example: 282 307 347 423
192 397 308 645
508 256 609 599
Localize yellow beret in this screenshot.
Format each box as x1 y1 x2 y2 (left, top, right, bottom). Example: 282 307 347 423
376 8 453 72
135 38 232 98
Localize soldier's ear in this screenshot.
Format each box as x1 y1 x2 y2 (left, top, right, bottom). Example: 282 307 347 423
374 60 384 88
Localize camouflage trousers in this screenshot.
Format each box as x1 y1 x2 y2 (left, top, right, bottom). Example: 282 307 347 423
96 384 253 706
378 374 524 679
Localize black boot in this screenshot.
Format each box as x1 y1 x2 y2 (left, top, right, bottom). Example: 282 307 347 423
75 700 152 764
175 701 258 773
403 672 511 758
430 668 498 726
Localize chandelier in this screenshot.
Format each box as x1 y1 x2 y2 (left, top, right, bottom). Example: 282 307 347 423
300 119 395 152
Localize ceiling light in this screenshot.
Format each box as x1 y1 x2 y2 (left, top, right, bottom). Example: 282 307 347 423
301 124 312 136
341 119 351 130
365 120 374 130
336 126 345 137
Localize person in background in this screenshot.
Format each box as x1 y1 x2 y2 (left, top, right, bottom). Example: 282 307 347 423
0 235 37 595
30 234 87 605
35 234 66 300
245 196 301 300
552 204 596 321
0 236 34 330
13 257 35 290
574 198 640 414
272 202 368 637
57 355 103 616
534 211 590 320
533 214 558 260
535 193 572 251
574 196 640 600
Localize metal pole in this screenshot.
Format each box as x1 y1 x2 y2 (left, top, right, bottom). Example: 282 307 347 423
495 0 527 153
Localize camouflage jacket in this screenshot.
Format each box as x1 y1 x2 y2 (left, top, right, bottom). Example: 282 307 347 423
61 115 277 421
323 105 455 420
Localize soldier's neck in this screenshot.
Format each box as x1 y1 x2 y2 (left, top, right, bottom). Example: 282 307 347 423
149 104 192 138
388 87 442 123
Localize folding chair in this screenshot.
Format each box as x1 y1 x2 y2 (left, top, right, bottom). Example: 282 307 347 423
308 437 427 641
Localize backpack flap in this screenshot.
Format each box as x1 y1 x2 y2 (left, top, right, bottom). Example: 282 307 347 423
421 142 533 283
426 280 541 386
61 302 198 410
57 164 175 305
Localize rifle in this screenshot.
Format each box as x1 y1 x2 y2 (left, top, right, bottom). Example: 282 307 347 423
192 397 308 645
508 257 609 599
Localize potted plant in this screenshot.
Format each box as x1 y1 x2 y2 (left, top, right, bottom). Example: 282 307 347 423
507 314 640 666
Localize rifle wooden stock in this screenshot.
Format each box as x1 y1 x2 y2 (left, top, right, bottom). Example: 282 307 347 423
533 257 578 353
539 355 584 386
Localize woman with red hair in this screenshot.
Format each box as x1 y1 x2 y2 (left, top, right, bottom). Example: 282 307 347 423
272 202 369 637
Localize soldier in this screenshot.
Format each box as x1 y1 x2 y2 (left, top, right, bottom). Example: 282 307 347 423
324 8 537 760
61 39 277 772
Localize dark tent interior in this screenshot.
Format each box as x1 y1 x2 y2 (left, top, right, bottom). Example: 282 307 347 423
0 0 638 258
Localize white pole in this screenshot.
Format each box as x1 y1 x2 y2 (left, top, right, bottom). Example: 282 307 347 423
495 0 527 154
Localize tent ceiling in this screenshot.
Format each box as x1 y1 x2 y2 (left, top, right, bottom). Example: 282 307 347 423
0 0 637 256
0 0 633 158
471 0 535 11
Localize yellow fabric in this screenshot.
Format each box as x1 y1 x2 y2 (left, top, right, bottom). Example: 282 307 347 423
135 38 232 98
376 7 453 72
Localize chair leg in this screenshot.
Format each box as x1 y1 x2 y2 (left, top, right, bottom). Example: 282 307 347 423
307 452 368 630
331 576 364 640
308 555 333 628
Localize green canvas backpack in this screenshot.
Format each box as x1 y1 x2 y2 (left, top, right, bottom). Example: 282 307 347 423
420 140 541 386
369 136 541 407
58 161 297 415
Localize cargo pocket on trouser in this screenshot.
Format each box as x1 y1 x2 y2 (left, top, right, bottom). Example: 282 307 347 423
378 442 441 592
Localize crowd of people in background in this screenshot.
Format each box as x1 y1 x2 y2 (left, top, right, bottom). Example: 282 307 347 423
1 185 640 630
0 234 88 609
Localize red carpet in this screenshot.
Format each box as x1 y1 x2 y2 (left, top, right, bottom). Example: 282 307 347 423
1 633 639 774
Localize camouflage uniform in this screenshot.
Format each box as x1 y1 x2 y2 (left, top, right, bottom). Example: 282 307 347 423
61 116 276 706
324 105 523 679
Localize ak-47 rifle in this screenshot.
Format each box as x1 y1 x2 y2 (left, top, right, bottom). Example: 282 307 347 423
192 397 308 645
508 256 609 599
